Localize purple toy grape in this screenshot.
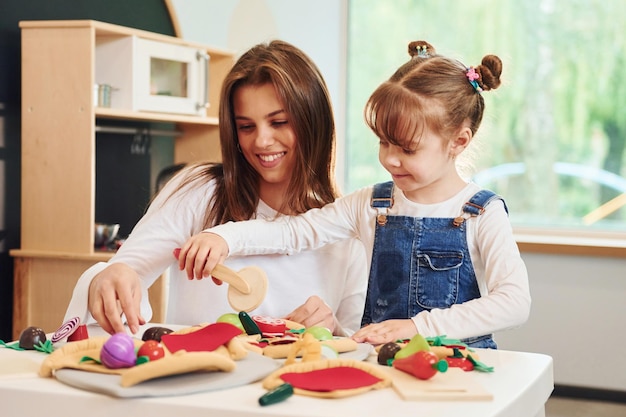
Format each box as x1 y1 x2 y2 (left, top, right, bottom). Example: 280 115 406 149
100 333 136 369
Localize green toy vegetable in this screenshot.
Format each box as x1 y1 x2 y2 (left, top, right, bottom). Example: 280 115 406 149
394 334 430 360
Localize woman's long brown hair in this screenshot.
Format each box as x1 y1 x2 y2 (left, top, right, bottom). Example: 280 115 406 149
167 40 338 228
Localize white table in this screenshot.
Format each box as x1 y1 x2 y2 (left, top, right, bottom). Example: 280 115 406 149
1 325 553 417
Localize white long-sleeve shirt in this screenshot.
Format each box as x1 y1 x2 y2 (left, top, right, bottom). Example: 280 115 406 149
63 167 368 336
210 182 531 340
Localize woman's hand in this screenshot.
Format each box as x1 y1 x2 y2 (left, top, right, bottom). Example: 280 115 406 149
88 263 145 335
177 232 230 280
284 295 337 334
351 319 417 345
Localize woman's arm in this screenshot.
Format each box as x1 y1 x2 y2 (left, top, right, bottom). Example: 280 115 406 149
333 239 369 336
65 167 214 334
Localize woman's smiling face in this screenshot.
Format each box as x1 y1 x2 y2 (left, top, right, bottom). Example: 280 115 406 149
233 83 297 197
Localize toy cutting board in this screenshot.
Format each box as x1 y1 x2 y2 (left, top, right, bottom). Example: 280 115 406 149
388 366 493 401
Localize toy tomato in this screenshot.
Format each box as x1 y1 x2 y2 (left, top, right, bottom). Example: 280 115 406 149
252 315 286 336
446 356 474 371
137 340 165 362
392 350 448 380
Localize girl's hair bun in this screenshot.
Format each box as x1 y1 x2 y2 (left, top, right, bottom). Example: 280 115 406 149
407 41 436 58
475 55 502 91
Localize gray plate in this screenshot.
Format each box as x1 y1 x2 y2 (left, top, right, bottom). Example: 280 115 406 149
54 352 279 398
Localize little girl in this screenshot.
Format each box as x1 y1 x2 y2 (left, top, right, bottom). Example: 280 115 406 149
178 41 531 348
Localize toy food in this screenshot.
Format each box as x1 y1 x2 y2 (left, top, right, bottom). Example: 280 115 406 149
232 314 358 360
392 350 448 380
446 356 474 371
303 326 333 341
284 333 321 365
136 340 165 362
239 311 262 335
376 335 494 374
263 359 391 399
217 313 245 332
51 317 81 343
260 330 390 398
100 333 136 369
251 332 358 360
39 323 248 387
377 342 402 365
394 334 430 359
19 326 47 350
142 326 173 342
67 325 89 342
252 315 286 336
259 382 294 406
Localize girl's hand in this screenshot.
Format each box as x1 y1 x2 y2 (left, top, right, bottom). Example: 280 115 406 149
177 232 230 280
284 295 337 334
88 263 146 335
351 319 417 345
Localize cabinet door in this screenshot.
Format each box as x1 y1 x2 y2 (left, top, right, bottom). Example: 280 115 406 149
21 25 95 253
135 38 209 116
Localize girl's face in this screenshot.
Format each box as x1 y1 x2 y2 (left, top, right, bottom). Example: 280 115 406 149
233 83 297 199
378 126 461 203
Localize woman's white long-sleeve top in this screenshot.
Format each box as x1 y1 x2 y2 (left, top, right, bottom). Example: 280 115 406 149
63 167 368 336
210 182 531 340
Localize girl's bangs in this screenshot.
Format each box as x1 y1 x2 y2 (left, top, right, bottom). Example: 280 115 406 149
366 86 426 149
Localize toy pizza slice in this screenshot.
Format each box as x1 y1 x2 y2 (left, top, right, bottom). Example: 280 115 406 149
262 359 391 398
261 336 358 360
39 323 246 387
237 316 358 359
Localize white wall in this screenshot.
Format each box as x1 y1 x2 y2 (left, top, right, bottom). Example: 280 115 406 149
495 252 626 391
170 0 347 188
171 0 626 392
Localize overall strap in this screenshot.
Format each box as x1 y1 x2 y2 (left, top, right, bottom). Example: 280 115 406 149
462 189 508 215
453 189 508 227
370 181 394 225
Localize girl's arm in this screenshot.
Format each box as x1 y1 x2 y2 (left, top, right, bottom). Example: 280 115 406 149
179 188 370 280
412 200 531 339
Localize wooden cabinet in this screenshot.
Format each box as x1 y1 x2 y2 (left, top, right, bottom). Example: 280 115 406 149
10 20 234 339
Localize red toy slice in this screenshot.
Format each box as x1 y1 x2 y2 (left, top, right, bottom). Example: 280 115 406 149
252 315 287 336
160 322 242 353
279 367 383 392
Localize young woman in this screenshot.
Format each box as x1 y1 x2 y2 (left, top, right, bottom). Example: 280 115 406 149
64 40 367 336
179 41 531 348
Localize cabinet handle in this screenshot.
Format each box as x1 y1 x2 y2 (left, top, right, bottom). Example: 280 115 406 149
196 50 210 111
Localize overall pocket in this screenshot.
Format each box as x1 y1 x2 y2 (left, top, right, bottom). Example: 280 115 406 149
416 251 463 309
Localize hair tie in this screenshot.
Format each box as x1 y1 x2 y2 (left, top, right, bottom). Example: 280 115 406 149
414 45 429 58
466 67 483 93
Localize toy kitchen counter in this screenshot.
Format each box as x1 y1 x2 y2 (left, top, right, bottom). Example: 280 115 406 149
0 324 553 417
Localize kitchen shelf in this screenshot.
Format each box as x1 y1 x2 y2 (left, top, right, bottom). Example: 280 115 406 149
10 19 234 339
95 107 219 125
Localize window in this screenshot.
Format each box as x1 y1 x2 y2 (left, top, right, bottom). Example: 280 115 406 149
346 0 626 236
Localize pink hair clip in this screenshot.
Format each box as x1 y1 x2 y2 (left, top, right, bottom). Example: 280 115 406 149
466 67 479 81
466 67 482 93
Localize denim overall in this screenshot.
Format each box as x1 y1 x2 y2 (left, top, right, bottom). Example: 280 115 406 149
362 181 507 349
